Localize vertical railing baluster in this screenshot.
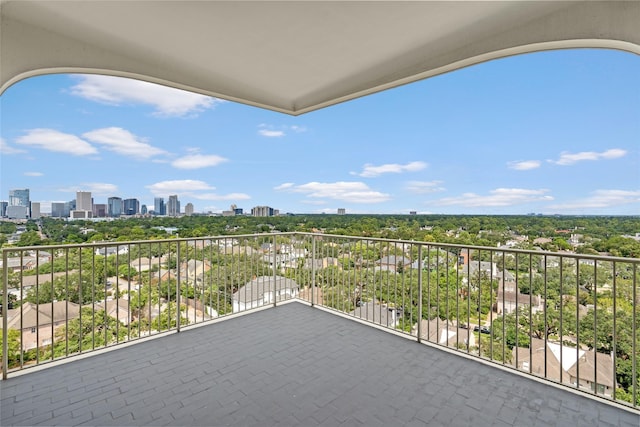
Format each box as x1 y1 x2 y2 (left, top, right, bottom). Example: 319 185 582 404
612 261 617 401
576 258 580 392
593 259 599 396
176 242 181 332
633 262 637 407
417 245 423 343
559 257 564 384
2 249 8 380
543 254 548 379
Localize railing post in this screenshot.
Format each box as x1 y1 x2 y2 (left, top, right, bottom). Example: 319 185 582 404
417 245 423 343
311 235 316 307
176 242 181 332
2 249 8 380
273 235 277 308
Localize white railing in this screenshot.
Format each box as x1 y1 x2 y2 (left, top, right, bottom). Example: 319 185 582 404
2 232 639 409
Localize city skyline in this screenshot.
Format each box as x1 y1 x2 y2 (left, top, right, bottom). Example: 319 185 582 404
1 49 638 215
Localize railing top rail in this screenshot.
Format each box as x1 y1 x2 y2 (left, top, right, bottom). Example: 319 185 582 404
2 231 638 264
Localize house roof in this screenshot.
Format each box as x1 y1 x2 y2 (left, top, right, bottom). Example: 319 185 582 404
233 276 299 303
2 1 638 116
513 338 615 388
349 301 399 328
3 301 81 329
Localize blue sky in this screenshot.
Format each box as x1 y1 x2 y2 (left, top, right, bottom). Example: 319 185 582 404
1 49 638 215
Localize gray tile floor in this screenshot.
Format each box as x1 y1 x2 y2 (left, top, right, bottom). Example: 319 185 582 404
1 301 639 426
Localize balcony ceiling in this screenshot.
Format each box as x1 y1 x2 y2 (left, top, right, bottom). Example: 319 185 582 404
1 1 639 115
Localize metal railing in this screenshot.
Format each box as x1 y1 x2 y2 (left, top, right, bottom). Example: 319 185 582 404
2 232 639 409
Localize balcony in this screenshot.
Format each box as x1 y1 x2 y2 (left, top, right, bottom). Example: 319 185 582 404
2 233 640 425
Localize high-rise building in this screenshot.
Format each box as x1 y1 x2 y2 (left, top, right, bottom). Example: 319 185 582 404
123 198 139 215
51 202 69 218
30 202 41 219
5 205 29 219
108 197 123 217
167 195 180 217
184 203 194 216
76 191 92 211
93 204 107 217
154 197 165 215
251 206 274 217
0 201 7 217
141 204 148 215
337 208 346 215
9 189 30 207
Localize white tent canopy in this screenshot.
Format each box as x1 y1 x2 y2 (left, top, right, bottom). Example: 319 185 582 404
1 1 639 115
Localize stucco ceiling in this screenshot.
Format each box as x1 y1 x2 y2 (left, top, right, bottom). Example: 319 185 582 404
1 1 639 115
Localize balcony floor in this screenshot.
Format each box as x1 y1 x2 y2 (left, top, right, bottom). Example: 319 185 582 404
1 301 639 427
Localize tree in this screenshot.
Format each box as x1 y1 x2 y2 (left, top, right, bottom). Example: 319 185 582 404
0 328 21 369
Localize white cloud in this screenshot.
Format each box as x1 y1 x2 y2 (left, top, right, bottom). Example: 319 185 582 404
146 180 248 201
405 180 445 194
259 129 285 137
548 189 640 210
276 181 391 203
16 129 98 156
190 192 251 201
435 188 553 207
257 124 307 138
59 183 119 196
70 75 221 117
274 183 295 190
83 127 168 159
0 137 26 154
146 180 215 195
24 172 44 177
355 161 427 178
549 148 627 166
507 160 541 170
171 153 229 169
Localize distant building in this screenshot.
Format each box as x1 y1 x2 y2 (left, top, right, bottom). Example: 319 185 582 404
5 205 29 219
51 202 69 218
409 211 417 215
184 202 194 216
123 198 139 215
337 208 346 215
154 197 165 216
108 197 123 217
167 195 180 216
70 210 92 219
0 201 8 217
30 202 41 219
93 204 107 218
141 204 148 215
76 191 92 211
252 206 274 217
9 188 30 208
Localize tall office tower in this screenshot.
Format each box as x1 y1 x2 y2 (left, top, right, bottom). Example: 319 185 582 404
9 189 30 207
154 197 165 215
184 203 194 216
0 201 7 217
123 198 139 215
337 208 346 215
93 204 107 217
141 204 148 215
167 195 180 217
108 197 123 217
30 202 41 219
251 206 274 217
51 202 67 217
76 191 92 211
